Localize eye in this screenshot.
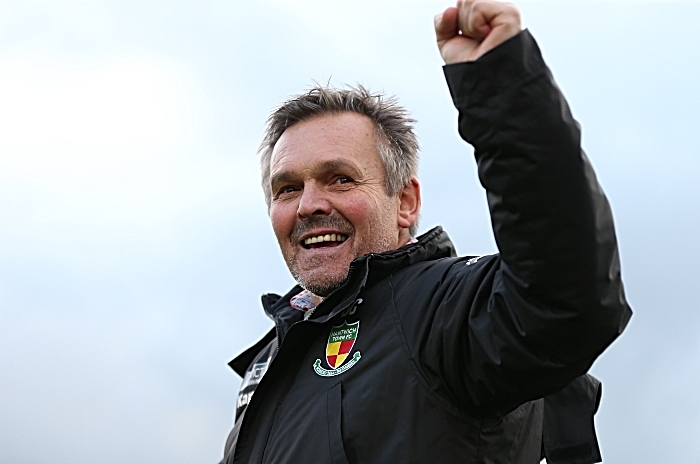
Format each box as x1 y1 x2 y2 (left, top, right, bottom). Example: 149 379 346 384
334 176 353 185
274 185 299 199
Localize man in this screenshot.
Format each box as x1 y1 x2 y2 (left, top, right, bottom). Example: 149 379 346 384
221 1 631 463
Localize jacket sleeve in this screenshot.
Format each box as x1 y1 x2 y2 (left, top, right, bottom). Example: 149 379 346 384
435 30 631 413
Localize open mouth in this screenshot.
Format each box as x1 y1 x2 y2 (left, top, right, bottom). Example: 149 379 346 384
302 233 349 249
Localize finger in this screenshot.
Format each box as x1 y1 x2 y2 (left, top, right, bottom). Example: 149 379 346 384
459 0 490 41
434 6 460 43
459 0 519 41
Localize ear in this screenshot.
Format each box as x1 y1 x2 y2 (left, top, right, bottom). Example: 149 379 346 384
397 177 421 231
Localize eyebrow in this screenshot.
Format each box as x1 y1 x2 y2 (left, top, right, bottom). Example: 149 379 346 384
316 158 359 173
269 171 295 190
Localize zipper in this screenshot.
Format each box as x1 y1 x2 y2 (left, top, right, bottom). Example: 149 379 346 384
303 307 315 321
274 318 284 353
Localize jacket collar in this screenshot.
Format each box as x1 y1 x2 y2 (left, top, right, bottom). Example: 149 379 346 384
263 226 456 324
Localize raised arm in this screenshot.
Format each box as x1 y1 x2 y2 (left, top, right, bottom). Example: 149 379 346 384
425 1 632 412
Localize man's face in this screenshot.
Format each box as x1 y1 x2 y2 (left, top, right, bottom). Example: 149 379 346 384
268 112 404 297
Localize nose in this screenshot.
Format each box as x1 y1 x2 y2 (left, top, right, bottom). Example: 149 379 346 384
297 183 332 218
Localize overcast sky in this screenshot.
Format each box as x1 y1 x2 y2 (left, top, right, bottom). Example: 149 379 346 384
1 1 699 463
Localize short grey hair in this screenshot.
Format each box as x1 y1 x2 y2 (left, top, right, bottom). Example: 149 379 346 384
259 84 420 236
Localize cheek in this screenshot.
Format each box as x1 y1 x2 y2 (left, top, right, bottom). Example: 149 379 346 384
340 194 393 229
269 205 295 241
335 197 370 225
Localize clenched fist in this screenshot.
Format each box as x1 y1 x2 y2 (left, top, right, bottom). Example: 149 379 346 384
435 0 522 64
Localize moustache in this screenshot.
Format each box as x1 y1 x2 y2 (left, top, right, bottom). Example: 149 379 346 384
290 216 354 243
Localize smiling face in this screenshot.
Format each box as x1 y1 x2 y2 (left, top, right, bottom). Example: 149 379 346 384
268 112 417 297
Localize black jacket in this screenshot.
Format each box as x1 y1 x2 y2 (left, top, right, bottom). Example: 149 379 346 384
221 30 631 464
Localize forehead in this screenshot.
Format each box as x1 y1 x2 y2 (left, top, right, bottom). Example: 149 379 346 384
269 112 383 177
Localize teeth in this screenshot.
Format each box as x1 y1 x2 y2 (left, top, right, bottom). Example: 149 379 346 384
304 234 348 246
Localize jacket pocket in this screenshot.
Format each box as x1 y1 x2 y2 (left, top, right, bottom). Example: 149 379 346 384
327 382 351 464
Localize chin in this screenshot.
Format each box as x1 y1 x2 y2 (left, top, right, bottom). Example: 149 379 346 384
294 269 347 298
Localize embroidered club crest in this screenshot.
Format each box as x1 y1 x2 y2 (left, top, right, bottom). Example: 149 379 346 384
313 320 361 377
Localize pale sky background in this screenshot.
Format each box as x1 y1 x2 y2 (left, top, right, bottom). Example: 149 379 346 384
0 1 698 463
